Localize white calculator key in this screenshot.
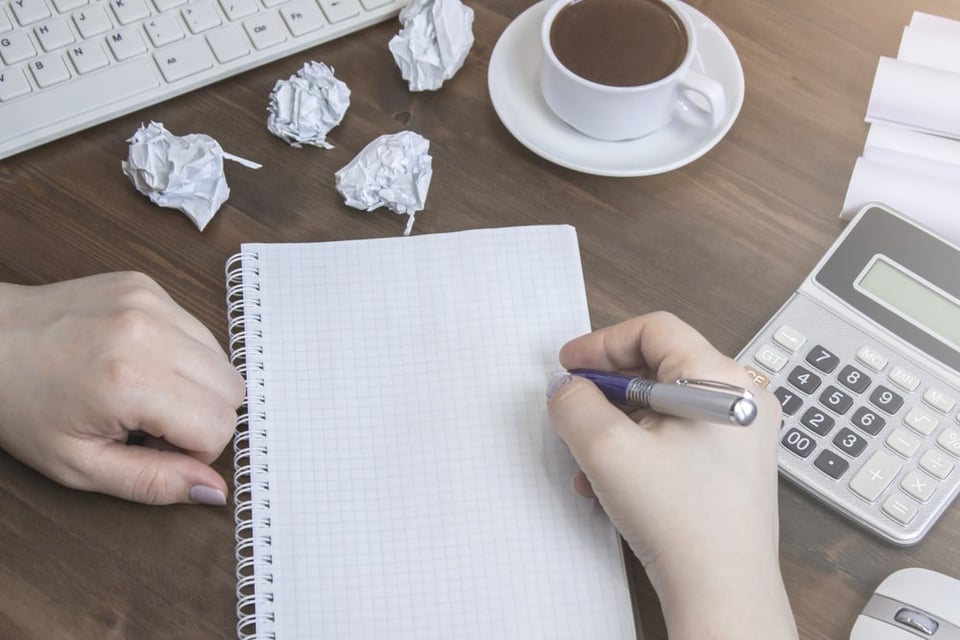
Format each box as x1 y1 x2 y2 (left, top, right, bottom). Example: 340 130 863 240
900 471 936 502
937 428 960 458
850 450 902 502
903 406 939 436
11 0 51 26
772 325 806 353
318 0 359 23
73 5 112 38
35 16 76 51
754 344 788 373
886 428 921 458
110 0 150 25
0 67 32 101
206 23 249 62
153 36 213 81
29 54 70 87
280 0 325 36
888 366 921 392
881 494 918 525
919 449 954 480
68 40 110 73
923 387 956 414
0 29 37 64
856 345 888 372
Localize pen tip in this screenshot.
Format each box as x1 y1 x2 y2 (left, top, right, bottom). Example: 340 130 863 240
547 371 572 400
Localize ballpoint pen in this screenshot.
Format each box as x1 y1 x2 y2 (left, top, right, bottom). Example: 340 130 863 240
556 368 758 426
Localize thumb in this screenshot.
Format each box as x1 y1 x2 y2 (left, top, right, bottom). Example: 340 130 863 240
79 441 229 506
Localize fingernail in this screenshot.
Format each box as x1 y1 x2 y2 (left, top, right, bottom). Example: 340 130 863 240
546 371 573 400
189 485 227 506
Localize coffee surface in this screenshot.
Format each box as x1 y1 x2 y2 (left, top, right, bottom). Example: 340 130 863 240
549 0 688 87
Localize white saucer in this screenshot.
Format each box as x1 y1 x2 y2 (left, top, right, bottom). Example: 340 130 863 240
487 1 745 177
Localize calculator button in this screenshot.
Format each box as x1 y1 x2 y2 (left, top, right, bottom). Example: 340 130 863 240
881 493 918 525
819 385 853 415
885 428 921 458
805 345 839 373
923 387 956 414
743 365 770 389
900 471 936 502
754 344 788 373
814 449 849 479
856 345 888 372
837 365 871 394
774 387 802 416
787 365 821 394
919 449 954 480
851 406 886 436
887 366 921 392
833 427 868 457
772 325 806 353
800 406 835 436
937 428 960 458
870 385 904 415
850 450 902 502
781 428 816 458
903 407 939 436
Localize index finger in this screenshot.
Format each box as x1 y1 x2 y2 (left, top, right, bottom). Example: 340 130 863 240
558 311 732 382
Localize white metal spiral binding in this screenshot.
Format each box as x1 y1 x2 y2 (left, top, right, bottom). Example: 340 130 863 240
225 252 276 640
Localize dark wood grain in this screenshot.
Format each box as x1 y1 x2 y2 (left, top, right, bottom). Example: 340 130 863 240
3 0 960 638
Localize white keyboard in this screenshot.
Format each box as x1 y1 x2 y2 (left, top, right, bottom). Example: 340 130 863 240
0 0 406 160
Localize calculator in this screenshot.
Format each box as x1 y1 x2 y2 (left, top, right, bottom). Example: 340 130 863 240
737 203 960 545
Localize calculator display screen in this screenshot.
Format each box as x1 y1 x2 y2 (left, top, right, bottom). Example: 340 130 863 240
856 256 960 351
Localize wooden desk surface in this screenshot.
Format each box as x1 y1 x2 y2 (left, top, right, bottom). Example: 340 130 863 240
3 0 960 637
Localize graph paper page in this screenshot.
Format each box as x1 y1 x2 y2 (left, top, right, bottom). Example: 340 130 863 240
244 225 636 639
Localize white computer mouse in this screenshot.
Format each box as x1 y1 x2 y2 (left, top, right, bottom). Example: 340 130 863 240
850 567 960 639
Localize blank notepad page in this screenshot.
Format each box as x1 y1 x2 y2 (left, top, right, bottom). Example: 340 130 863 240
238 226 636 639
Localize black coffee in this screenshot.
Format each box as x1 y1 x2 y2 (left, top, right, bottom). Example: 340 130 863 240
549 0 688 87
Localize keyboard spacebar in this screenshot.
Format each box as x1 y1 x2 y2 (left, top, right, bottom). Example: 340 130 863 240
7 58 161 136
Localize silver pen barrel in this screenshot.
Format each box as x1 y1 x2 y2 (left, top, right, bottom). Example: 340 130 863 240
629 380 757 426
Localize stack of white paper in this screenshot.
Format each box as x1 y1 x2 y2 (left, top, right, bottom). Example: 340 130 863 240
842 12 960 245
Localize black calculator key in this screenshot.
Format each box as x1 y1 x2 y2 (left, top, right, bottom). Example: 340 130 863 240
870 385 904 414
833 427 868 457
800 407 835 436
819 385 853 415
805 345 839 373
851 406 886 436
782 428 816 458
837 365 871 394
814 449 850 479
774 387 803 416
787 365 821 394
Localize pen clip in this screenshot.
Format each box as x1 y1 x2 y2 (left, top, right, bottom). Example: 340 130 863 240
676 378 751 398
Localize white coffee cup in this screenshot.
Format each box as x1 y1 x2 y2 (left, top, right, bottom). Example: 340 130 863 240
539 0 726 141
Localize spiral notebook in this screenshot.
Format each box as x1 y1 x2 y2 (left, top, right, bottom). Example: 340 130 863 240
225 225 636 639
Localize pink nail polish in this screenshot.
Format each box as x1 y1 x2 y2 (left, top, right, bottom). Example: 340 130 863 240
189 485 227 506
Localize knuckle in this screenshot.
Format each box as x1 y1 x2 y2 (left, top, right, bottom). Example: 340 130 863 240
131 460 169 505
98 355 149 393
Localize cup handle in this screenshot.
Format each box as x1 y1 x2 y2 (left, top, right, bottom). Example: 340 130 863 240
677 70 727 128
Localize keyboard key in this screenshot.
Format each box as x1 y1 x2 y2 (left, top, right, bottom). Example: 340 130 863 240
182 1 222 34
881 493 917 525
781 428 816 458
110 0 151 25
73 5 112 38
280 0 326 36
243 12 286 49
900 471 935 502
10 0 51 26
888 366 921 392
35 16 76 51
0 29 37 64
772 324 806 353
800 406 834 436
856 345 888 372
360 0 393 8
68 40 110 73
0 8 12 31
814 449 849 479
937 428 960 458
903 406 939 436
870 385 903 415
850 450 902 502
753 344 787 373
29 53 71 87
837 365 870 394
850 406 885 436
220 0 258 21
154 0 188 10
0 67 32 101
773 386 802 416
885 428 921 458
319 0 359 23
819 385 853 415
787 365 820 394
833 427 867 457
153 36 214 81
923 387 955 414
107 27 149 60
144 12 185 46
919 449 954 480
52 0 87 12
206 23 249 62
805 345 839 373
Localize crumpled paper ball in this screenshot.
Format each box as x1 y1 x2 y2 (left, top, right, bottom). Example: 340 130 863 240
388 0 474 92
334 130 433 236
267 61 351 148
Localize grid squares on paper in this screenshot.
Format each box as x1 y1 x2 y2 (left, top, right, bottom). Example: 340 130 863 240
241 226 636 639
